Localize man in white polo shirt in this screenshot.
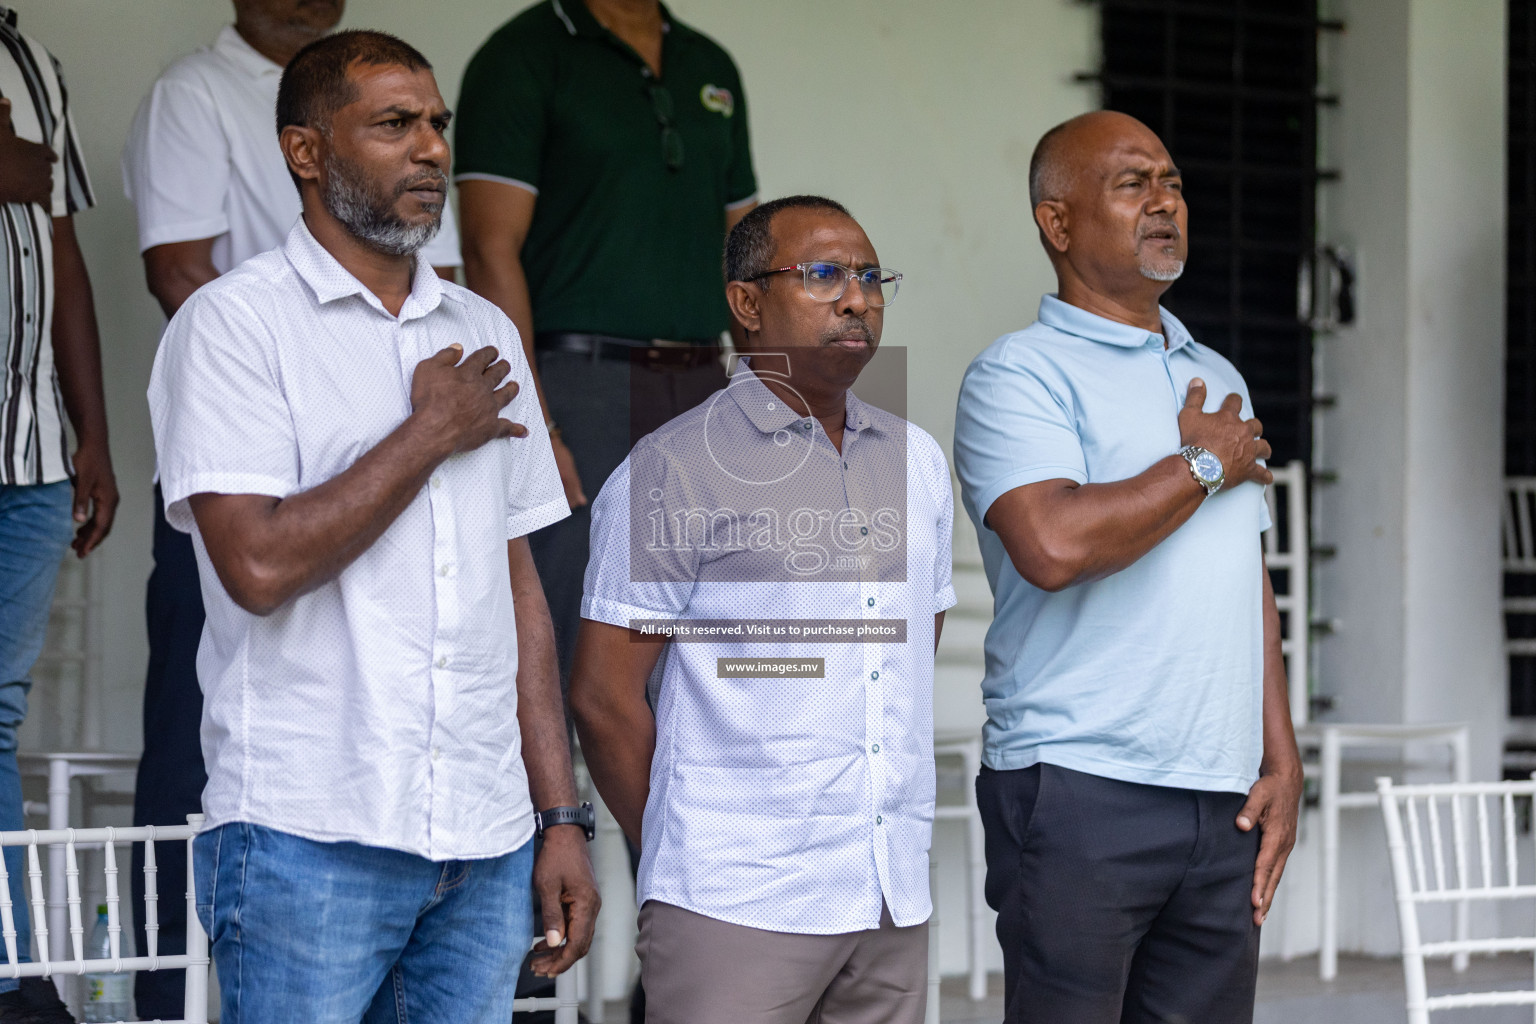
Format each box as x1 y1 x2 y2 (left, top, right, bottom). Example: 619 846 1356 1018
953 111 1303 1024
572 195 953 1024
124 0 462 295
121 6 463 1015
148 31 594 1022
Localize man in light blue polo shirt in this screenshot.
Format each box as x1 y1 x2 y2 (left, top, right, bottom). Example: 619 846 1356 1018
954 111 1303 1024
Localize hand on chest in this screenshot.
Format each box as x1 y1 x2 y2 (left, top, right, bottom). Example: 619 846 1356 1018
277 316 509 486
1076 347 1247 480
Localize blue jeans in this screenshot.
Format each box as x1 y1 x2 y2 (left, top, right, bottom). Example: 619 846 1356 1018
194 823 534 1024
0 481 74 989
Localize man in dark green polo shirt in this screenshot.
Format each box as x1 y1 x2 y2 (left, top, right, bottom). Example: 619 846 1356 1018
455 6 754 1017
455 0 756 687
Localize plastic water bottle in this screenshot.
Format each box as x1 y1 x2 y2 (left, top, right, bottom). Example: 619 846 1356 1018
82 905 133 1022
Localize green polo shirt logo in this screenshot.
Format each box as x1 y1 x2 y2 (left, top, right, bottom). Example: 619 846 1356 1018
700 84 734 117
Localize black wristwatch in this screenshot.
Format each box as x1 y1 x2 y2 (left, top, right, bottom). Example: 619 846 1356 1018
534 802 595 841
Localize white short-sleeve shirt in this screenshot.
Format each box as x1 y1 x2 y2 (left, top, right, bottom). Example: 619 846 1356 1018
582 365 957 933
122 24 461 273
147 217 566 859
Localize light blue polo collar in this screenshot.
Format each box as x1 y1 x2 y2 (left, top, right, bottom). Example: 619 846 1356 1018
1037 293 1196 354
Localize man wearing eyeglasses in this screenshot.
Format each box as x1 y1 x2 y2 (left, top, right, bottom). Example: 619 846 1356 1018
454 0 757 697
570 196 952 1024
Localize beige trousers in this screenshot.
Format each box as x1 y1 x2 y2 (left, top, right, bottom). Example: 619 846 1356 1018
636 900 929 1024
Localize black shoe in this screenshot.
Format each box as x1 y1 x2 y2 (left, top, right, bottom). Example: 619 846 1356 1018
0 978 77 1023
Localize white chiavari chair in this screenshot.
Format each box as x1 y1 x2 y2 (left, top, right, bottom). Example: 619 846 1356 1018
0 815 208 1023
1377 776 1536 1023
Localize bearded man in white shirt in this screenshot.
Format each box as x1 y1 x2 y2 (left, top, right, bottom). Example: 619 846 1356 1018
572 195 954 1024
121 6 465 1016
147 31 595 1023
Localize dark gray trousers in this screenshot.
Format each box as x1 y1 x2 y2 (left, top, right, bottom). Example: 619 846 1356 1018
976 763 1261 1024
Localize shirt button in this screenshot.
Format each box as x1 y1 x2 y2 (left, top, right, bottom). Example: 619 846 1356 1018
431 747 442 762
876 815 884 825
866 597 875 607
843 461 849 470
870 670 879 681
438 564 451 577
860 526 868 536
872 743 881 753
435 655 447 669
430 476 443 490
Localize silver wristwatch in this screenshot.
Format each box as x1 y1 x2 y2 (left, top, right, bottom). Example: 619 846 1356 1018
1179 445 1225 496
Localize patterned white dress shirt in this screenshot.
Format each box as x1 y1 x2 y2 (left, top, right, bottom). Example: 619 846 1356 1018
583 364 956 933
148 218 566 859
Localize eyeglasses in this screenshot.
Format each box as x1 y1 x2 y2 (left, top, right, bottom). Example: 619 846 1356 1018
647 84 685 172
751 262 903 307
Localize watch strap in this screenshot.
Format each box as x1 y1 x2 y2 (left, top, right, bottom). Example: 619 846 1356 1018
535 802 595 841
1178 445 1223 496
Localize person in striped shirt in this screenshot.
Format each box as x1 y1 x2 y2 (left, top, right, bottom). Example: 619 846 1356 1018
0 5 116 1022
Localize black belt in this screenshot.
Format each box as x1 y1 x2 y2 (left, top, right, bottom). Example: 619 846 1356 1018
535 332 721 366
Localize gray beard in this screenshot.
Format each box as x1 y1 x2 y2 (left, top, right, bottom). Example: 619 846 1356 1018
322 153 442 257
1139 256 1185 282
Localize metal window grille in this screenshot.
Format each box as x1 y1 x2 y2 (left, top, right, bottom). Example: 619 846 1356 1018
1508 0 1536 719
1085 0 1331 469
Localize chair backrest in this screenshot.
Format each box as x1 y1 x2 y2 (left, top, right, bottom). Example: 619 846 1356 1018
0 818 208 1024
1505 478 1536 660
1376 777 1536 1022
1263 460 1310 724
1506 479 1536 572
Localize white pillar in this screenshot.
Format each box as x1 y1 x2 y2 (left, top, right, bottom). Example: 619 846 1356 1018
1314 0 1506 955
1398 0 1507 777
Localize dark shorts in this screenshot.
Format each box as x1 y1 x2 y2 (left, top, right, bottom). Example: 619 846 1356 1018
977 762 1261 1024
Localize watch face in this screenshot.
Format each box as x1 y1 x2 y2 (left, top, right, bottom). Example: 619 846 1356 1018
1193 450 1223 483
